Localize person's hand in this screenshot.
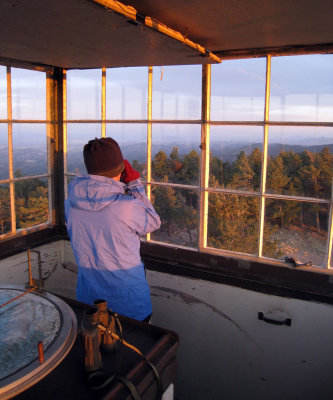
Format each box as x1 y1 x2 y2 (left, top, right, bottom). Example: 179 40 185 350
122 159 140 183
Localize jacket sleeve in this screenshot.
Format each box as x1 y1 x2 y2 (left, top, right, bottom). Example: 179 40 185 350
126 179 161 236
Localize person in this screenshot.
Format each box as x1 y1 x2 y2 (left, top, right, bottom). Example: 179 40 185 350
65 137 161 322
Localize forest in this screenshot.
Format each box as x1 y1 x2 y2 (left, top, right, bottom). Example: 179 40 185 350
146 145 333 260
1 146 332 264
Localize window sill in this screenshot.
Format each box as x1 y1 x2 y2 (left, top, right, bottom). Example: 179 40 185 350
140 241 333 305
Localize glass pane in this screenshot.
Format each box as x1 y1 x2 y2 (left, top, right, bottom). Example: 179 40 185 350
0 124 9 180
15 178 49 230
13 124 47 177
67 123 101 174
150 186 198 248
152 65 201 120
106 123 147 181
67 69 101 120
264 199 329 268
106 67 148 120
0 184 11 236
0 66 6 119
270 54 333 122
11 68 46 120
266 126 333 199
211 58 266 121
152 124 201 185
209 125 263 191
207 193 259 255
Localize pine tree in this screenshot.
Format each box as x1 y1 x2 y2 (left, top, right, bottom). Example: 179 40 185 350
248 147 262 191
177 149 199 185
0 186 11 234
207 178 259 254
231 151 254 190
267 155 289 194
152 151 171 181
152 181 178 237
16 186 48 229
210 155 223 186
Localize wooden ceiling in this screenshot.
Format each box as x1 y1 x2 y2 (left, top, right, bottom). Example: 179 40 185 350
0 0 332 69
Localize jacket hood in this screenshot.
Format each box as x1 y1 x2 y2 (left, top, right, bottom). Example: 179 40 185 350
67 174 126 212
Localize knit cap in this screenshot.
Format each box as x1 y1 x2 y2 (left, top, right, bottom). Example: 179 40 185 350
83 137 124 178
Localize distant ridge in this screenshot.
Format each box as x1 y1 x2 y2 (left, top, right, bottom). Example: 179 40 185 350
1 142 333 180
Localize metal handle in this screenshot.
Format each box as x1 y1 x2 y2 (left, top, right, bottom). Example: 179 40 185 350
258 312 291 326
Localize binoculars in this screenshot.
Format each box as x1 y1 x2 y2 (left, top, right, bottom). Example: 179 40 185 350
81 299 117 372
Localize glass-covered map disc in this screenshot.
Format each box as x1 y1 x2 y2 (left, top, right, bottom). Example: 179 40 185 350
0 286 77 399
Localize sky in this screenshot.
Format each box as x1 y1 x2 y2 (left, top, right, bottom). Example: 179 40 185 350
0 54 333 147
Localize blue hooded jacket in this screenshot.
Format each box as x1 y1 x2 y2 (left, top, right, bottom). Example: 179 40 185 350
65 174 161 321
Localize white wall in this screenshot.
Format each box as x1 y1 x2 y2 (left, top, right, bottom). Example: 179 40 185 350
1 241 333 400
147 270 333 400
0 241 77 299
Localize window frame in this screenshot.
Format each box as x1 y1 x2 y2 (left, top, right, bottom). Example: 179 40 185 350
63 56 333 269
0 66 54 239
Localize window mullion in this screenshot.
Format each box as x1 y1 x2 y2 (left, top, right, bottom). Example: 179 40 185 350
63 70 68 199
6 66 16 234
324 175 333 268
147 66 153 241
258 55 271 257
199 64 211 250
46 71 53 224
101 68 106 138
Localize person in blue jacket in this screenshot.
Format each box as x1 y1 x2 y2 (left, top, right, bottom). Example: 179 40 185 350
65 137 161 322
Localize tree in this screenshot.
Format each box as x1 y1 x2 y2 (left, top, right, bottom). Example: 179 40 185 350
131 159 145 177
16 186 48 229
177 149 199 185
170 146 180 161
169 147 183 180
279 151 303 195
0 186 11 234
231 151 254 190
152 151 170 181
210 155 223 186
248 147 262 191
152 181 178 236
175 192 198 246
267 155 289 194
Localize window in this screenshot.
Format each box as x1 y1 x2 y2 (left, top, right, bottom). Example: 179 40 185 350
63 54 333 269
209 55 333 268
0 67 51 238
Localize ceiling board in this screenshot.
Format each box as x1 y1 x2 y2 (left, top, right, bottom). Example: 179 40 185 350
0 0 332 69
0 0 218 69
128 0 333 51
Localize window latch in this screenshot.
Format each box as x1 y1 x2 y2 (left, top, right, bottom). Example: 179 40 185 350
285 256 312 268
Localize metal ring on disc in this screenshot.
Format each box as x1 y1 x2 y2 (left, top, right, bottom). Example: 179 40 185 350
0 285 77 399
